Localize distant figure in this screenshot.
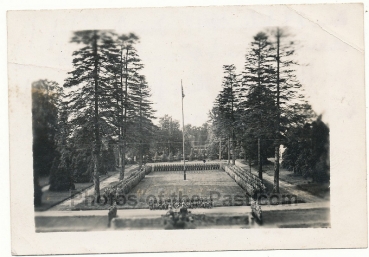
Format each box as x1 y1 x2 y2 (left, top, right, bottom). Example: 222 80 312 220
166 205 174 217
179 202 188 215
108 203 117 228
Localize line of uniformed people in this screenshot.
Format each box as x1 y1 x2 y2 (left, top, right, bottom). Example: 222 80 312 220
153 163 220 172
103 167 146 198
233 165 264 188
149 197 213 210
224 165 266 196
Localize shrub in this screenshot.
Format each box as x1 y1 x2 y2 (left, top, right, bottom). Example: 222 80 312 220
153 152 159 162
49 152 75 191
161 153 168 162
145 165 152 174
168 152 173 162
177 153 182 161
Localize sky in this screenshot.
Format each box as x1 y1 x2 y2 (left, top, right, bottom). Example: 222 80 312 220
7 4 364 127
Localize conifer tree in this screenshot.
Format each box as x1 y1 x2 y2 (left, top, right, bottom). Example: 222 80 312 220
129 75 155 168
49 101 75 191
269 27 305 192
216 64 239 165
64 30 117 197
240 32 276 179
112 33 144 180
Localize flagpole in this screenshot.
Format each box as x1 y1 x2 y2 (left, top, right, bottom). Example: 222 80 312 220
181 80 186 180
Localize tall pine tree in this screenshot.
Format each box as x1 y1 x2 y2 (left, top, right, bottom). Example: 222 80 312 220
129 75 155 167
240 32 276 179
269 27 305 193
215 64 239 165
64 30 117 197
113 33 144 180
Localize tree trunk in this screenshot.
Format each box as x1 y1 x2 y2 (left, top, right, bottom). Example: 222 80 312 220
273 145 280 193
120 46 129 180
139 146 143 168
219 138 222 160
258 137 262 180
121 143 125 180
232 130 236 165
92 31 100 198
273 27 281 193
119 44 125 181
139 79 143 169
33 168 42 207
249 156 252 173
119 142 124 180
227 137 230 165
243 146 247 162
118 146 121 167
93 151 100 198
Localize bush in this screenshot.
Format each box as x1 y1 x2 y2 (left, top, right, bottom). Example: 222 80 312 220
168 152 173 162
34 179 42 207
161 153 168 162
153 152 159 162
145 165 152 174
177 153 182 161
49 152 75 191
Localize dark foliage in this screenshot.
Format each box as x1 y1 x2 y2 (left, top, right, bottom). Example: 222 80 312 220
282 115 329 182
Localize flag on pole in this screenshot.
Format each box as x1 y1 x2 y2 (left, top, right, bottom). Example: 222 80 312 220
181 80 186 180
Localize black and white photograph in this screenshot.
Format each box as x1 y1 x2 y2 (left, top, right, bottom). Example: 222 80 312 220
6 2 367 255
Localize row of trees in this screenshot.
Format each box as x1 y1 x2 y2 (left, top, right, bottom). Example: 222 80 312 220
209 28 329 192
149 115 211 162
33 30 156 205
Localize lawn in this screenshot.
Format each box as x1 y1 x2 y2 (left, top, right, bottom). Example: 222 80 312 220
39 175 50 188
72 169 248 210
296 183 330 199
35 171 114 212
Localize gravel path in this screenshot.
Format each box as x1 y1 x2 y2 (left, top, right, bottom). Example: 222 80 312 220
49 165 138 211
235 160 325 203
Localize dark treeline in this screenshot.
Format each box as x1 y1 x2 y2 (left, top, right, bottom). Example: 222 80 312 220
32 30 156 205
149 115 210 162
208 28 330 192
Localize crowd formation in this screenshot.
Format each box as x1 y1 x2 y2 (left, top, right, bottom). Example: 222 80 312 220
153 163 221 172
250 198 263 222
149 197 214 210
223 164 266 197
103 165 152 200
162 203 195 229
